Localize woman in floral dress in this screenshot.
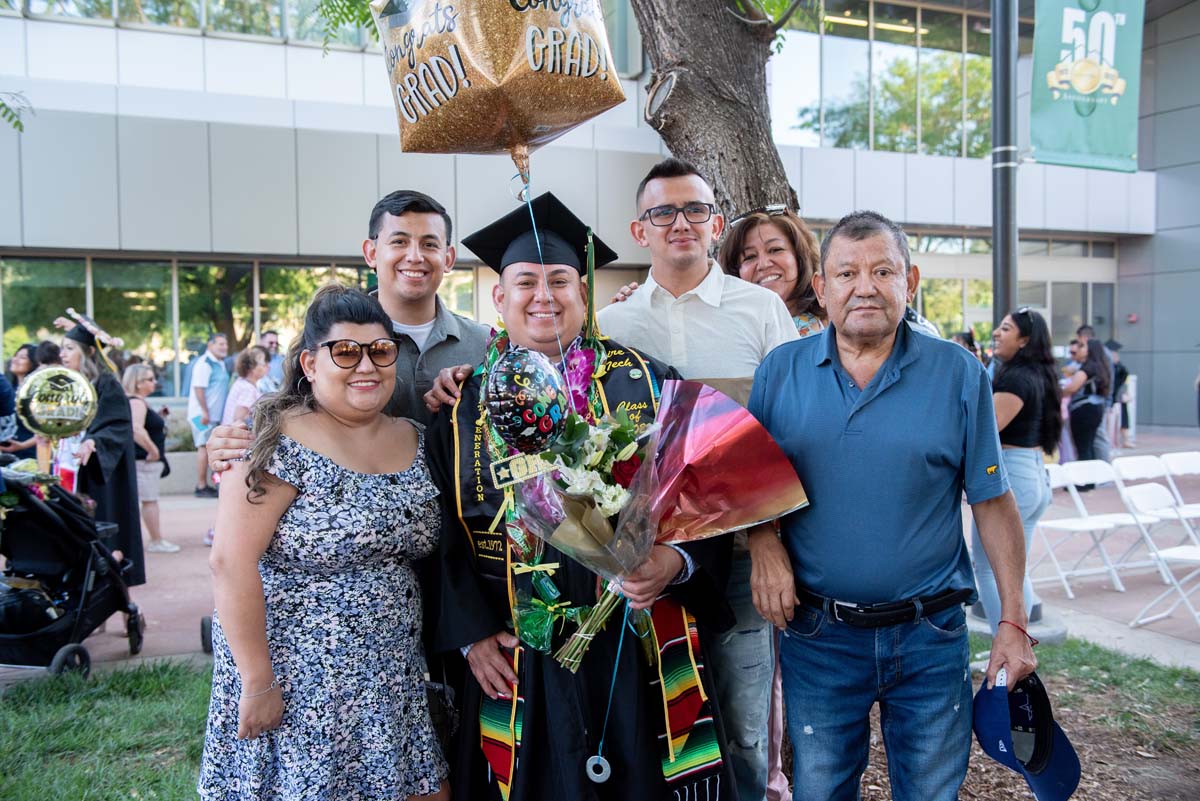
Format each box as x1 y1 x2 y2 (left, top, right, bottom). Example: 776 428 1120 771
199 284 448 801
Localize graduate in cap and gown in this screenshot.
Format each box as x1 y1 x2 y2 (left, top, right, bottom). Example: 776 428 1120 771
424 193 737 801
59 318 145 586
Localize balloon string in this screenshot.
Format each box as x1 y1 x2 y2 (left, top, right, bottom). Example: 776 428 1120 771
517 171 579 411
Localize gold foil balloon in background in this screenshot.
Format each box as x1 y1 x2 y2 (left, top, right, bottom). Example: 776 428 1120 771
371 0 626 176
16 367 98 474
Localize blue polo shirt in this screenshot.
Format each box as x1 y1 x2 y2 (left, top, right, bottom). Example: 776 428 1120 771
748 322 1009 604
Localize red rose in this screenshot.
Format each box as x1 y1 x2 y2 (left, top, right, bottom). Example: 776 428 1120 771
611 454 642 488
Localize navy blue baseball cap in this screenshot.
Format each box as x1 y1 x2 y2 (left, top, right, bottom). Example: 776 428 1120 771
973 669 1080 801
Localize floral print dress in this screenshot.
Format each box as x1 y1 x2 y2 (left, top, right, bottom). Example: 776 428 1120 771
199 432 447 800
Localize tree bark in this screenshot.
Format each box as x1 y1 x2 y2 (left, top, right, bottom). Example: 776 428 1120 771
627 0 798 219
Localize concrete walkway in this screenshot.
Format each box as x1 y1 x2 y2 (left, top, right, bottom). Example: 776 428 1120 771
3 425 1200 683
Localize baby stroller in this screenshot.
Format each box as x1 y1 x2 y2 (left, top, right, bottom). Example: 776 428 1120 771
0 473 144 677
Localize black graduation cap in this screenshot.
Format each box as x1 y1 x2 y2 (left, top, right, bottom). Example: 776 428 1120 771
64 325 96 348
462 192 619 275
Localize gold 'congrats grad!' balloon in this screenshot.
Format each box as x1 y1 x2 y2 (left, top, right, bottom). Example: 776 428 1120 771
16 367 98 474
371 0 626 174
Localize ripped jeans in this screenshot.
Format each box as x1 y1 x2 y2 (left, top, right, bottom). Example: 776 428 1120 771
779 603 972 801
710 551 775 801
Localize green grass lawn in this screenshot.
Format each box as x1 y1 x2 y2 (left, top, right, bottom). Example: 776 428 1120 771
0 661 212 801
2 640 1197 801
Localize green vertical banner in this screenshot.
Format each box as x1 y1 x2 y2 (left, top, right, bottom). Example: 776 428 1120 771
1030 0 1145 172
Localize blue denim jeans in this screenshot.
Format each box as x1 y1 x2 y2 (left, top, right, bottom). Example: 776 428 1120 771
779 603 972 801
971 447 1050 633
710 550 774 801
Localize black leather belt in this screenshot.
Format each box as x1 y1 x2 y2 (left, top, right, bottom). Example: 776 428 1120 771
796 586 973 628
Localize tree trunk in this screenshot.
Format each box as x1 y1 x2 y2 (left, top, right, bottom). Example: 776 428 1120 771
627 0 797 219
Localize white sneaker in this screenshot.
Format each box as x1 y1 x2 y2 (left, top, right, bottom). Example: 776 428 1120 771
146 539 181 553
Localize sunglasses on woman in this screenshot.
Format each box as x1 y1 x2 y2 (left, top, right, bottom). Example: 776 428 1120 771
316 338 401 369
728 204 791 228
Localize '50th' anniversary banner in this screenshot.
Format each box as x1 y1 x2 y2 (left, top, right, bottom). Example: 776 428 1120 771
1030 0 1144 172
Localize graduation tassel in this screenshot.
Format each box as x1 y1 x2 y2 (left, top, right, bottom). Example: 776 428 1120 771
584 228 599 340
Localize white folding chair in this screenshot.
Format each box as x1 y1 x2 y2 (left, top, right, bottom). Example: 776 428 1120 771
1162 451 1200 508
1063 460 1167 579
1111 455 1200 546
1030 462 1128 597
1128 543 1200 630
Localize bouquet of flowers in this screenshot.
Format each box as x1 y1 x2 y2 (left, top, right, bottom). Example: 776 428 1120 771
514 379 808 672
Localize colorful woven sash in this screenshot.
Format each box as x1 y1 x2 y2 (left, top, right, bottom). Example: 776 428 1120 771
479 646 524 801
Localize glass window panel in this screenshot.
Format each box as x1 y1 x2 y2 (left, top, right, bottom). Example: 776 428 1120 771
286 0 360 45
965 237 992 253
1019 238 1048 256
1018 281 1046 308
0 0 19 10
92 261 178 396
919 9 964 156
772 26 822 147
1 257 86 359
912 235 965 254
208 0 281 37
118 0 200 27
1090 283 1114 341
821 0 870 149
602 0 641 77
966 278 993 344
1049 240 1087 257
28 0 113 18
1050 282 1087 347
331 265 373 291
259 264 337 346
177 264 253 391
438 269 476 320
964 16 991 158
1018 20 1035 57
1091 241 1115 258
872 3 918 153
920 278 963 339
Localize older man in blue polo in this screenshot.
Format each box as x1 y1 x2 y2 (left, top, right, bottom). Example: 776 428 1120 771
746 210 1036 801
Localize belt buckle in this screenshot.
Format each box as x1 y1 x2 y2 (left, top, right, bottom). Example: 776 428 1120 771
831 600 858 625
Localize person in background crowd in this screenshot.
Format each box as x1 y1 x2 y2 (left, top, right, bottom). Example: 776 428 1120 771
199 285 448 800
953 330 984 363
223 346 270 427
972 308 1061 632
35 340 60 367
258 331 285 393
1064 338 1112 485
187 332 230 498
717 204 823 801
123 364 177 554
0 372 16 447
1076 325 1113 462
748 210 1034 801
719 206 827 339
2 343 40 458
60 324 145 585
597 158 796 801
1107 339 1131 449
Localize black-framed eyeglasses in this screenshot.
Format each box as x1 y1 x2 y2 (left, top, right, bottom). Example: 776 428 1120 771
728 204 791 228
639 203 717 227
315 338 401 369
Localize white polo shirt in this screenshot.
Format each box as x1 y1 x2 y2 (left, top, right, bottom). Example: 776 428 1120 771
597 261 797 379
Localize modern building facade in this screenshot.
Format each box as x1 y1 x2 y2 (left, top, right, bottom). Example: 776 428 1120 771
0 0 1194 425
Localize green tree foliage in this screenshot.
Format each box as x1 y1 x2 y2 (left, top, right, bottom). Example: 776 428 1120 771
117 0 201 27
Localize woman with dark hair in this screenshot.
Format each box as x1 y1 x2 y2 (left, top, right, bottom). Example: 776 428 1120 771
952 330 983 363
2 343 39 458
971 308 1062 632
718 207 827 337
200 284 448 801
1064 337 1112 469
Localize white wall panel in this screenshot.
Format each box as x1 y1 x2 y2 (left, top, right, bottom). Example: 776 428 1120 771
286 47 363 105
1155 38 1200 114
5 75 117 115
293 100 395 135
453 154 535 250
1128 171 1156 234
0 16 26 77
26 20 116 85
852 150 904 222
1016 161 1045 230
778 145 801 202
21 110 119 248
952 158 990 227
296 129 377 257
905 154 954 225
209 124 297 254
363 52 394 108
1156 163 1200 231
1086 170 1130 233
1152 105 1200 170
593 124 663 154
799 147 854 222
376 143 456 231
116 85 294 128
118 116 210 252
1043 165 1089 231
204 39 287 98
596 149 659 266
527 145 598 229
117 28 203 91
0 123 21 246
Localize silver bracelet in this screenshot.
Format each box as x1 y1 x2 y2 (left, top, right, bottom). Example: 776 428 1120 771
242 677 278 698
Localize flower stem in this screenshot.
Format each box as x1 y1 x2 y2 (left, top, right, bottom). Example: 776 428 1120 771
553 587 623 673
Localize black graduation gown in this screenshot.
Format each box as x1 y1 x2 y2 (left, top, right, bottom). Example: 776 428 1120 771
423 341 736 801
76 371 144 586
